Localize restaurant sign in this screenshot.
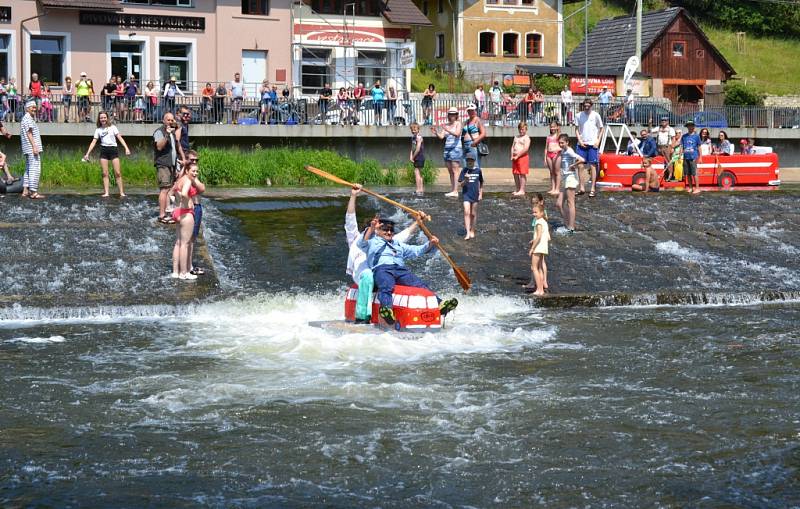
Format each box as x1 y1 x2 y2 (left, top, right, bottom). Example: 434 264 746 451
79 11 205 32
0 7 11 24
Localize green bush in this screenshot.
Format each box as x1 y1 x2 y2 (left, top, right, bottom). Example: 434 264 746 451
534 74 570 95
10 147 440 189
723 82 765 106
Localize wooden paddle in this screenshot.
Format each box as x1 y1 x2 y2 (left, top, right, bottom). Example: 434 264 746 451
305 165 427 219
415 219 472 292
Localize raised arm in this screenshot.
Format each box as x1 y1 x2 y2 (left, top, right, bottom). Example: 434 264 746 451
344 185 361 246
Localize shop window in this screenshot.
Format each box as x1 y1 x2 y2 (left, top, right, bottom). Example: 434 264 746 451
435 33 445 59
525 33 542 58
357 50 386 87
502 32 519 57
479 32 495 56
123 0 193 6
301 48 332 94
159 42 192 88
672 41 685 57
30 36 65 85
0 35 9 80
242 0 269 14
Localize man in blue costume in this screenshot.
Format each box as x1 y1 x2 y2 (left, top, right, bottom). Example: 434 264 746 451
358 216 458 325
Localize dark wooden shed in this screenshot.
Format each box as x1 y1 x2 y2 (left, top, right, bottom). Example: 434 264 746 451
567 7 735 104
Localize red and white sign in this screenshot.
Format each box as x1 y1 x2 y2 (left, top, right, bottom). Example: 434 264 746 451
295 24 410 44
570 76 616 95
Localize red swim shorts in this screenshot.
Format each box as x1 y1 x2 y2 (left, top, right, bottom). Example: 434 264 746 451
512 153 530 175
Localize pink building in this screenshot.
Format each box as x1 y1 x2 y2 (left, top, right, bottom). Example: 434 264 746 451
2 0 292 94
292 0 429 95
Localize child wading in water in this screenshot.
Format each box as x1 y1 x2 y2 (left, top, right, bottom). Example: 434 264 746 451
459 152 483 240
409 122 425 195
545 121 562 195
510 121 530 196
556 134 585 233
525 193 549 291
528 202 550 296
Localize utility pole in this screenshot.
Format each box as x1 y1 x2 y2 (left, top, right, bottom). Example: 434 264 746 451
635 0 642 72
584 0 589 100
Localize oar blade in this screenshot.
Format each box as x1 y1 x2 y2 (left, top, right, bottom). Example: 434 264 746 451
453 265 472 292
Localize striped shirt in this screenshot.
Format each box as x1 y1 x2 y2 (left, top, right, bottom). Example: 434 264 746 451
20 113 42 156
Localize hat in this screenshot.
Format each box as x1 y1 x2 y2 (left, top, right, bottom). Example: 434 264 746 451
24 99 37 109
660 116 669 121
740 138 749 144
447 107 458 115
466 103 477 111
378 219 396 232
465 153 477 161
684 120 695 126
80 71 87 77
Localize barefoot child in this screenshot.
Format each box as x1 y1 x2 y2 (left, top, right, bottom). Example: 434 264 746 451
555 134 584 233
528 203 550 296
409 122 425 195
459 153 483 240
510 121 530 196
631 157 659 192
526 193 549 291
545 121 562 195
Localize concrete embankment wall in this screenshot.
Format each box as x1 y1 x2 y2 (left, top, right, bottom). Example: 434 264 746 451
4 124 800 169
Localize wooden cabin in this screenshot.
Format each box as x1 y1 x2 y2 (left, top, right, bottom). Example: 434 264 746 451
566 7 734 104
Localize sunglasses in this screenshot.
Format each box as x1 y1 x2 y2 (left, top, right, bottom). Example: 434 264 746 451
181 112 191 116
188 158 199 163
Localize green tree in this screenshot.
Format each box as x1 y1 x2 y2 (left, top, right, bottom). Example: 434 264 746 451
723 82 764 106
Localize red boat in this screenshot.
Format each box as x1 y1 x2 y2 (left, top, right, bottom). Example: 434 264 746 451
598 152 781 191
344 284 443 332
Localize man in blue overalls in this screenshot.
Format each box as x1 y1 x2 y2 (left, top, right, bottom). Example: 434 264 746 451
358 216 458 325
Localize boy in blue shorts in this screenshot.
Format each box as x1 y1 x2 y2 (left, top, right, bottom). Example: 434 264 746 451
458 153 483 240
681 120 702 194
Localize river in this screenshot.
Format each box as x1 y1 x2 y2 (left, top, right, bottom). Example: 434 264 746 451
1 189 798 507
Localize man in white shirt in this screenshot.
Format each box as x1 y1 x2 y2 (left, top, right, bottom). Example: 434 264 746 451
575 99 604 197
651 116 676 163
625 89 636 125
489 81 503 126
345 185 421 323
229 72 246 124
560 85 573 125
161 76 184 113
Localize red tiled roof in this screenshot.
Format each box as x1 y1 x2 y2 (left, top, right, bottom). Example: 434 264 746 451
39 0 122 10
382 0 431 26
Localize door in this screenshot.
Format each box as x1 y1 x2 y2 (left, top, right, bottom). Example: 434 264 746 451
241 50 267 96
111 42 143 80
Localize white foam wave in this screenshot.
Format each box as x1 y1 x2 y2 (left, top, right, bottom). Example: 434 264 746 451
6 335 66 344
125 291 553 413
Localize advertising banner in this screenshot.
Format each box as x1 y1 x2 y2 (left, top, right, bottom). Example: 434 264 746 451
570 76 616 95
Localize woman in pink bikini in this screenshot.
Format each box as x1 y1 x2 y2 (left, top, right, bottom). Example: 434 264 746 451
170 164 200 280
545 121 562 195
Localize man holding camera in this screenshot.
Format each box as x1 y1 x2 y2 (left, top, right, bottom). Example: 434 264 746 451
153 112 186 223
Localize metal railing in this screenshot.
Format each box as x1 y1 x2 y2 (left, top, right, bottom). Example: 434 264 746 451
4 93 800 129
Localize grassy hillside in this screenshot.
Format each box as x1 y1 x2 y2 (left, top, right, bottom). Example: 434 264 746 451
563 0 800 96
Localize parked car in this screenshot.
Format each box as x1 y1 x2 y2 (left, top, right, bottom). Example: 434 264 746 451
687 110 728 129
